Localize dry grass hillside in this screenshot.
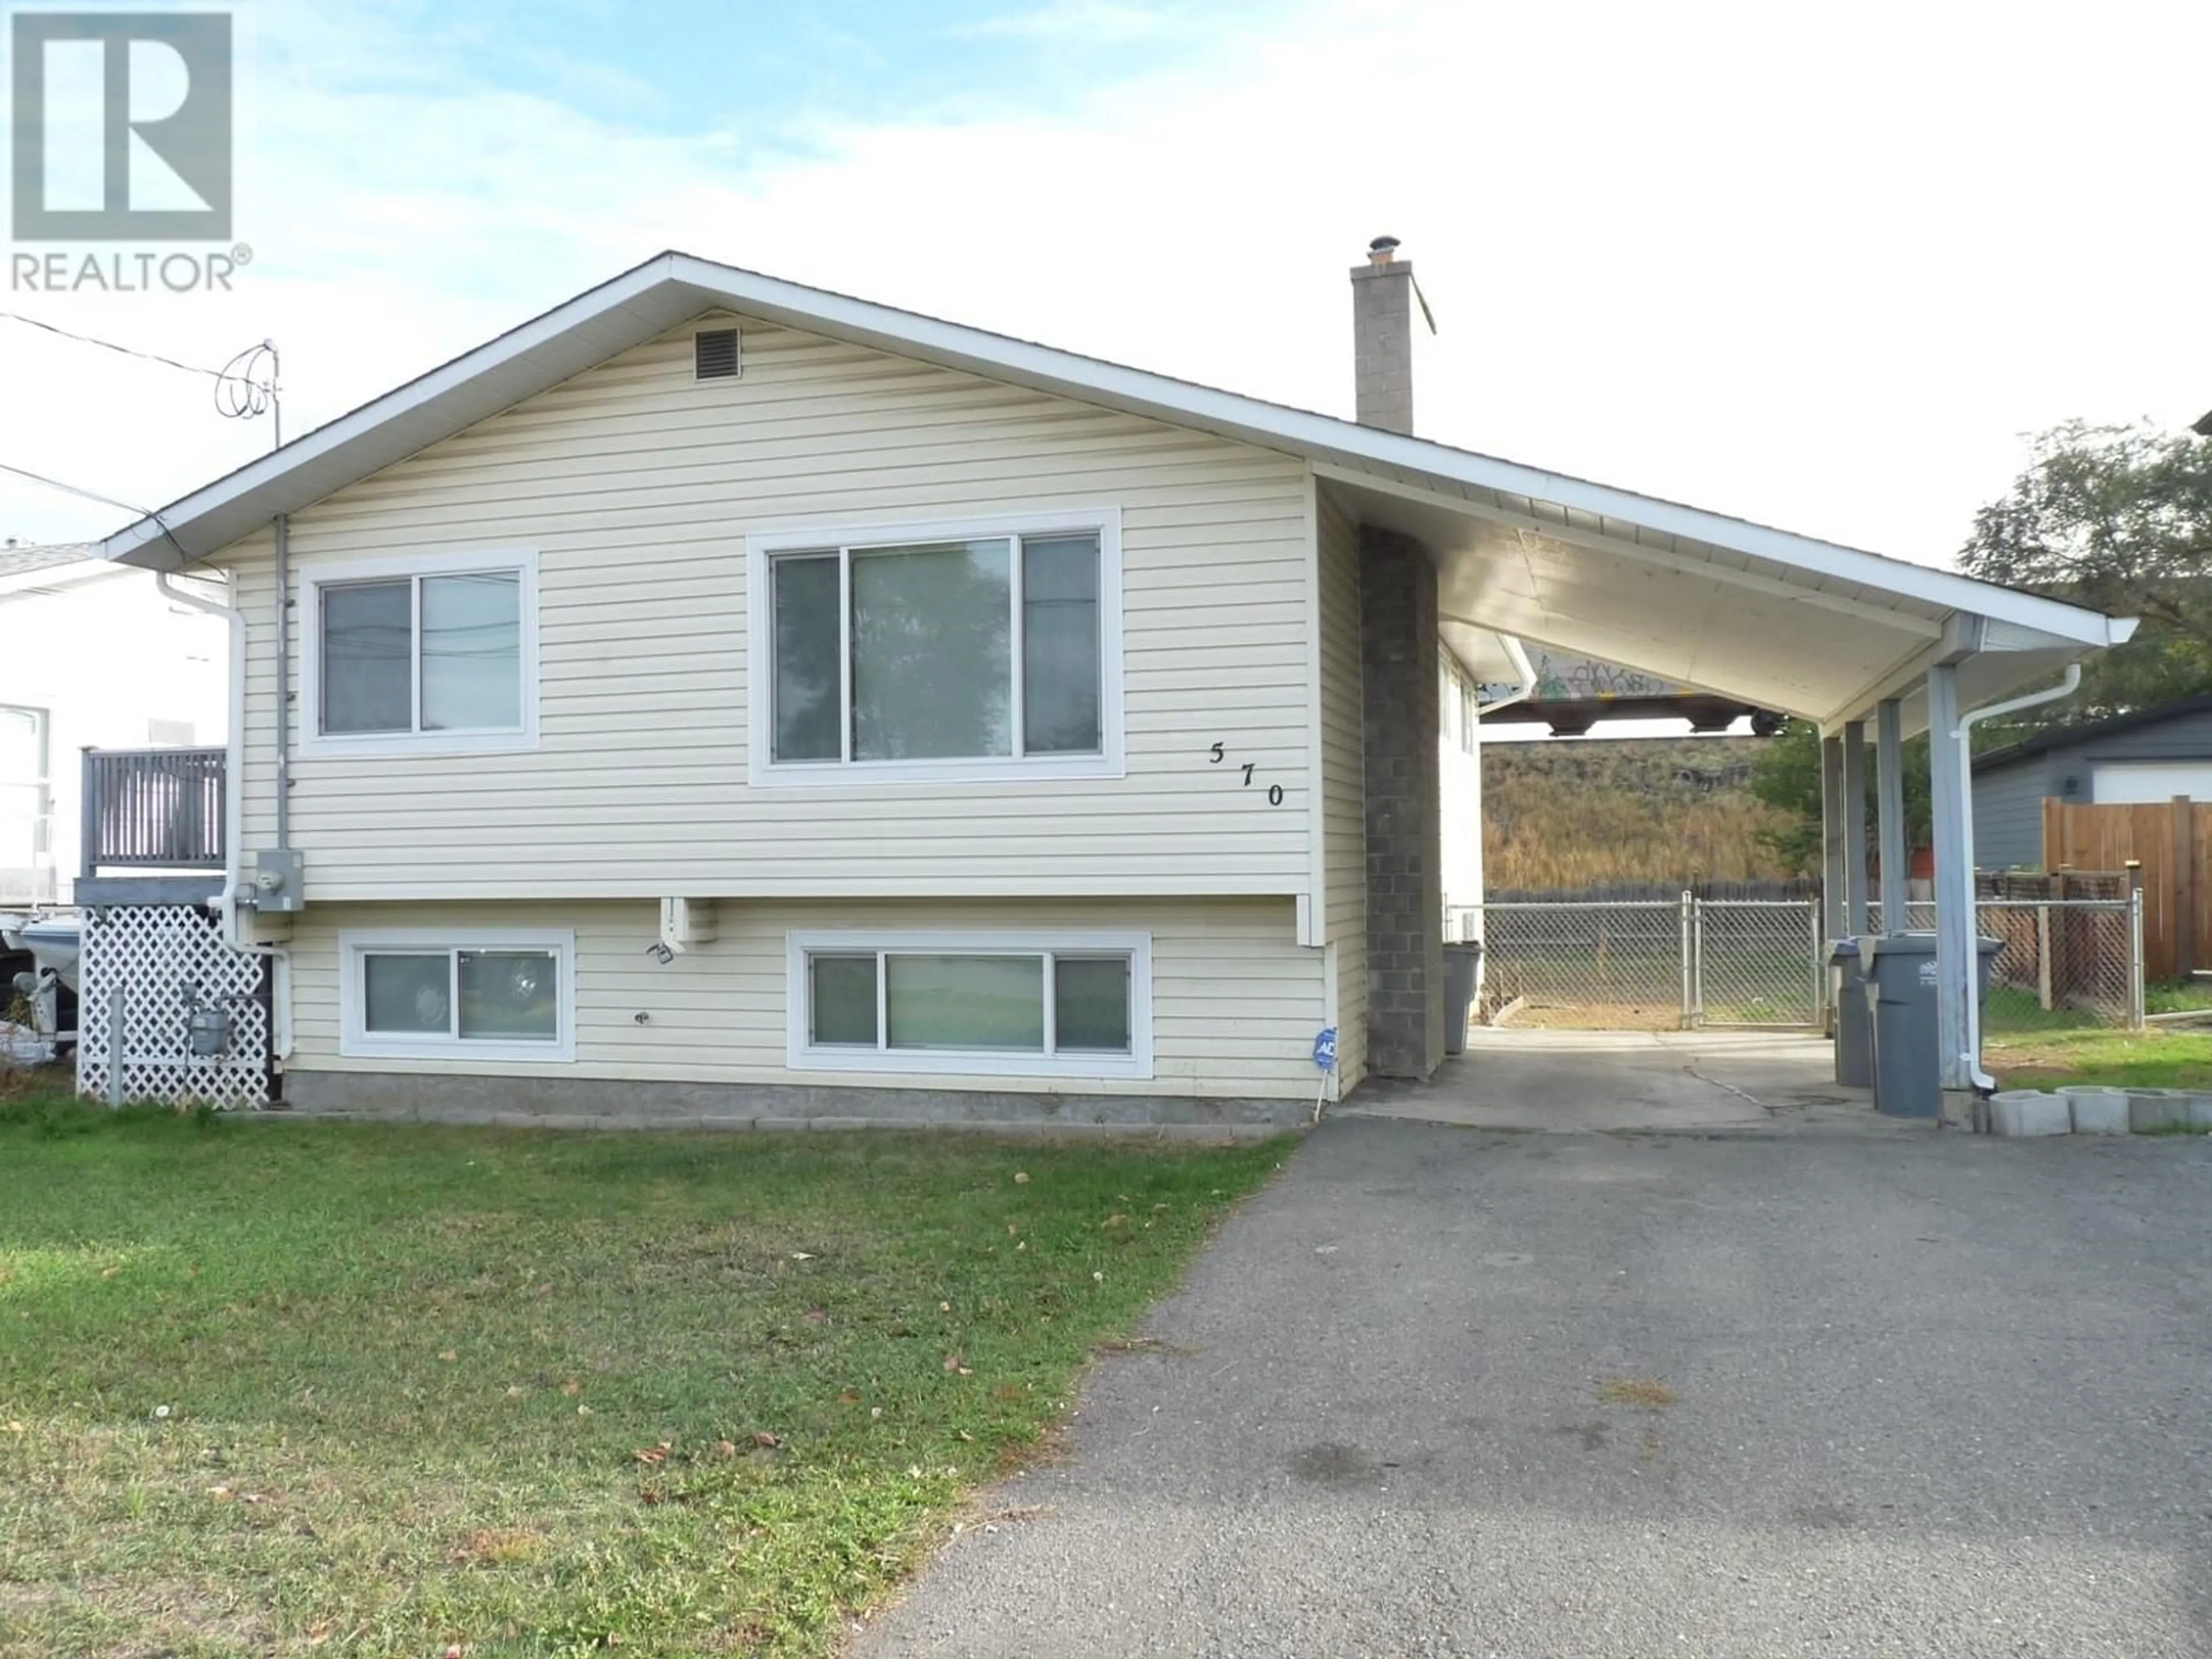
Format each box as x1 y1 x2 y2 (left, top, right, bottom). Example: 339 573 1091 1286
1482 736 1796 891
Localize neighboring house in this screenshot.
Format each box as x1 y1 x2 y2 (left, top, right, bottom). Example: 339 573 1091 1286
1973 693 2212 869
74 246 2126 1120
0 544 225 906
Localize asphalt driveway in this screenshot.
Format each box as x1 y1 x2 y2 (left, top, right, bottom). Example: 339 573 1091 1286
858 1119 2212 1657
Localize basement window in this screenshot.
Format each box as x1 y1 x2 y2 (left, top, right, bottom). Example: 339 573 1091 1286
786 930 1152 1079
340 929 574 1062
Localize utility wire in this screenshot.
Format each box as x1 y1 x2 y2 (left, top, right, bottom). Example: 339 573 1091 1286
215 340 280 444
0 458 149 516
1 310 282 442
0 458 196 568
0 309 226 380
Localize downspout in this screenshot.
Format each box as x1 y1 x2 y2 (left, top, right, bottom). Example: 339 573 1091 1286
274 515 290 850
1950 662 2081 1092
154 563 292 1062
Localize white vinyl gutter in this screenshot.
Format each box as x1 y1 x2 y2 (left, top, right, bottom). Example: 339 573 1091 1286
153 567 291 1059
1950 663 2082 1092
1472 637 1539 720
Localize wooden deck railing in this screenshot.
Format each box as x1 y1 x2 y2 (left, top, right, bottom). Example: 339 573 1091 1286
81 747 225 873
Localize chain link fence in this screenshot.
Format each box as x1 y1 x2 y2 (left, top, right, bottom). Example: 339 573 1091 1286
1452 890 2146 1034
1867 896 2143 1033
1458 900 1686 1031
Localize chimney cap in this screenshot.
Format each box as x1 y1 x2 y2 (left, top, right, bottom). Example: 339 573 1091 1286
1368 235 1401 265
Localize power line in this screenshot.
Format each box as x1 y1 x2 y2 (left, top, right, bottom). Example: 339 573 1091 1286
1 311 282 445
0 458 148 515
0 309 226 380
0 459 196 569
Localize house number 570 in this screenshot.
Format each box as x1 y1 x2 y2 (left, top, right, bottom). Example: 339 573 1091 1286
1209 743 1285 805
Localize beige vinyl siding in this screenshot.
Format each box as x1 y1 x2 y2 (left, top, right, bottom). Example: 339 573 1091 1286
1315 486 1366 1093
222 316 1314 900
284 896 1319 1100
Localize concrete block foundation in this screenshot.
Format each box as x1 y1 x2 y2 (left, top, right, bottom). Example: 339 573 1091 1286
275 1070 1308 1139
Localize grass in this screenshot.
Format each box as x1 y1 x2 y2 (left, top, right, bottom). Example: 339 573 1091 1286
0 1093 1289 1658
2146 980 2212 1017
1985 1026 2212 1090
1483 736 1796 889
1594 1377 1678 1410
1982 983 2103 1035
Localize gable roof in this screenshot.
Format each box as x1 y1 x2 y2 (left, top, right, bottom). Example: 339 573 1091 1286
86 251 2132 728
1974 690 2212 774
0 543 90 580
84 253 2114 639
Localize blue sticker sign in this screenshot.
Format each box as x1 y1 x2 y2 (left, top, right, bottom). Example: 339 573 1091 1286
1312 1027 1338 1071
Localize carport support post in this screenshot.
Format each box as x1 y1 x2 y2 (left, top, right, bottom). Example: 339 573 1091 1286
1876 699 1907 930
1926 662 1976 1094
1819 733 1846 1030
1842 722 1870 937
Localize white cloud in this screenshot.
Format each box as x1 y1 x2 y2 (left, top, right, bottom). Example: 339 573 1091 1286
4 0 2207 576
950 1 1210 44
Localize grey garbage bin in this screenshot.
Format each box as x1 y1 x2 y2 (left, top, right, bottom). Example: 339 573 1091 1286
1443 940 1483 1058
1827 937 1872 1089
1862 932 2002 1118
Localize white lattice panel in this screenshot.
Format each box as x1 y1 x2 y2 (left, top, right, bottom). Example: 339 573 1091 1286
77 906 270 1108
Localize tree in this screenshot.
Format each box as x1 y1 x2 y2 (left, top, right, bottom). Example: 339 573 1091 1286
1748 719 1930 878
1957 420 2212 735
1749 421 2211 873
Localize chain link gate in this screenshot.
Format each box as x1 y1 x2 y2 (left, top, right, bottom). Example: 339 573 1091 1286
1691 899 1825 1028
1458 895 1825 1031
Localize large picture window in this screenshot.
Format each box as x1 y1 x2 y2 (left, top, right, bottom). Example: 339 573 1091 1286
750 513 1122 784
301 551 539 756
786 930 1152 1078
339 929 574 1062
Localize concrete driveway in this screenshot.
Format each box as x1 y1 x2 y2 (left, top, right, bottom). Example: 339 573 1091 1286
858 1118 2212 1657
1346 1028 1896 1134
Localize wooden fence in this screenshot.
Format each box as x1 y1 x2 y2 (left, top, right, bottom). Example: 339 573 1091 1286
2041 798 2210 981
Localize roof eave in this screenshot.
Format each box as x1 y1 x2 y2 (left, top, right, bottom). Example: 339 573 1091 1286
92 251 2129 654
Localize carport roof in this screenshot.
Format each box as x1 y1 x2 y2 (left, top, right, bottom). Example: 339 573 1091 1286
93 251 2132 730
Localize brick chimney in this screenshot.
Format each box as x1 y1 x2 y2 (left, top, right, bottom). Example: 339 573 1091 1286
1349 234 1445 1081
1351 235 1415 434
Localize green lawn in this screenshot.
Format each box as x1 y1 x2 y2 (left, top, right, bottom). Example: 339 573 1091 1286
1986 1027 2212 1091
0 1094 1288 1657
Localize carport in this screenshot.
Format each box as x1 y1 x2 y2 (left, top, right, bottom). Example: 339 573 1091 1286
1330 244 2132 1102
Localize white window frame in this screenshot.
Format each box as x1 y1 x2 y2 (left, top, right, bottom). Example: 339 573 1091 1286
339 927 575 1062
0 703 51 861
746 509 1125 787
298 548 541 758
785 928 1153 1080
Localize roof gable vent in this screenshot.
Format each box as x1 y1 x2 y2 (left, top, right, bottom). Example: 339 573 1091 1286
694 327 740 381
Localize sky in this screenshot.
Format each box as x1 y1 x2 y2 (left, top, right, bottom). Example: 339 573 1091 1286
2 0 2208 594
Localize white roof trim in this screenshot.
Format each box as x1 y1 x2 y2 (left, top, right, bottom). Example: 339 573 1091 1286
95 250 2130 652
